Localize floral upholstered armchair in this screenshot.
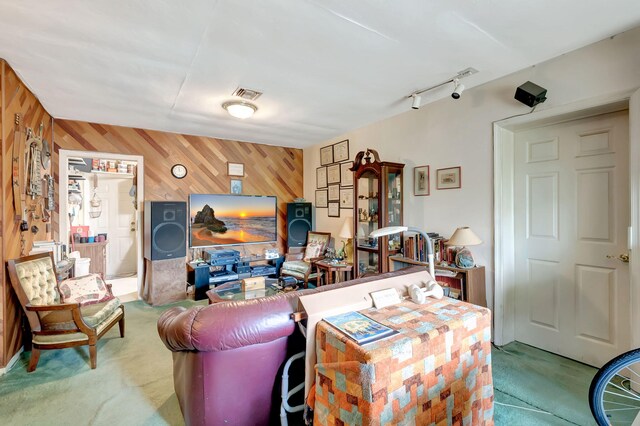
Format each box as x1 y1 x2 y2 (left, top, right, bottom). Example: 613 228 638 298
280 231 331 288
7 252 125 372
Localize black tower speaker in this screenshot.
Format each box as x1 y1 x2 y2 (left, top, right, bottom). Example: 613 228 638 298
287 202 312 248
144 201 187 260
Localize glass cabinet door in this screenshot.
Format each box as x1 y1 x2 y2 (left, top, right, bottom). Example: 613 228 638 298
356 250 379 276
356 170 379 248
386 169 403 251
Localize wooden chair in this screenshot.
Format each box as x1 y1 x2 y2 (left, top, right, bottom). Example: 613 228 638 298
280 231 331 288
7 252 125 372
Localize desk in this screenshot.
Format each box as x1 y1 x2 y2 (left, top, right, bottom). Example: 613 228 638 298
314 260 353 286
313 299 493 425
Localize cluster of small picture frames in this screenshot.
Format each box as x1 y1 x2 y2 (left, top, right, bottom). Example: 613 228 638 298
316 140 353 217
413 165 461 196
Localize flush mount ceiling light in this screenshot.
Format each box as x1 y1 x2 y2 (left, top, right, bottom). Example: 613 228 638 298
222 101 257 119
407 67 478 109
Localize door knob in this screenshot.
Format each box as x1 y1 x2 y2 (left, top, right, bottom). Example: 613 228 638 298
606 253 629 263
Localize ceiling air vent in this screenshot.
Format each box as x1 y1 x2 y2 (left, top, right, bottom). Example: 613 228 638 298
232 87 263 101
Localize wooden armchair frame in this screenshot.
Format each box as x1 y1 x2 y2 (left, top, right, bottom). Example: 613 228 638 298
281 231 332 288
7 252 125 372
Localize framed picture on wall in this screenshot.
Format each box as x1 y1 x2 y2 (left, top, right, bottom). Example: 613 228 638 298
340 161 353 187
327 164 341 184
436 166 461 190
333 139 349 162
230 179 243 194
320 145 334 165
413 165 430 196
316 189 328 208
340 188 353 209
328 184 340 201
227 162 245 177
328 202 340 217
316 166 327 188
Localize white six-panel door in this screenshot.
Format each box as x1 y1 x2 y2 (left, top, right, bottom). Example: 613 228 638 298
88 176 137 278
514 110 630 367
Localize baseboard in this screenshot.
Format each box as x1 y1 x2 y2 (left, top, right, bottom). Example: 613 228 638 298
0 347 24 375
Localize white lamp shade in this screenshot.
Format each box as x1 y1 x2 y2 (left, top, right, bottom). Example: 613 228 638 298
447 227 482 246
339 218 354 239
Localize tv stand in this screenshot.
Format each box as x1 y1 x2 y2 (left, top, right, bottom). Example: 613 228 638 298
187 254 284 300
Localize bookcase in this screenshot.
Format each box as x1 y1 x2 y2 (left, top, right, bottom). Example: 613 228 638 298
351 149 404 277
388 255 487 307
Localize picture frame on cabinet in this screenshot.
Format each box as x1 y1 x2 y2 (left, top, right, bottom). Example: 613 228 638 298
328 184 340 201
414 165 430 196
436 166 461 190
320 145 334 165
328 202 340 217
316 166 327 188
340 161 353 187
327 163 341 184
316 189 328 208
333 139 349 162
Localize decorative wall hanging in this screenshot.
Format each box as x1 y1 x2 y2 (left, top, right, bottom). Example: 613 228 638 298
316 190 328 208
230 179 243 194
328 202 340 217
316 166 327 188
327 164 341 184
340 161 353 187
436 166 461 190
333 140 349 162
414 165 430 196
227 162 245 176
320 145 334 165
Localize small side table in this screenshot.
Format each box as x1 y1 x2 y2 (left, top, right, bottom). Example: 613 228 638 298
314 260 353 286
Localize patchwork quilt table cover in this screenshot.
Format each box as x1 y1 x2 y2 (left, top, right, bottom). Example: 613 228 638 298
313 299 494 425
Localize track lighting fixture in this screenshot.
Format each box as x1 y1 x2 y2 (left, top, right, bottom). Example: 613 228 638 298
407 67 477 109
451 79 465 99
411 94 421 110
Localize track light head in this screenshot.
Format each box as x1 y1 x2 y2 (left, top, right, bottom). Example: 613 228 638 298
451 79 465 99
411 94 421 109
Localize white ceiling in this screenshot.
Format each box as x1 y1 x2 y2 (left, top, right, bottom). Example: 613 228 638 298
1 1 639 148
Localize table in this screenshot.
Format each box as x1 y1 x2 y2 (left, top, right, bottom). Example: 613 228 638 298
207 279 282 304
314 260 353 286
313 299 493 425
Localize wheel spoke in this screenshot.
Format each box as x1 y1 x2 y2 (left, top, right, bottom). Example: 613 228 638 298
603 399 640 409
606 382 640 401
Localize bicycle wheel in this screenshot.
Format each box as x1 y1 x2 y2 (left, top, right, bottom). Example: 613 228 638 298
589 348 640 425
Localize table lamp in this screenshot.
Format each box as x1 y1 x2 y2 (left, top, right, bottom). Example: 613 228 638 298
339 218 354 264
370 226 435 279
446 227 482 268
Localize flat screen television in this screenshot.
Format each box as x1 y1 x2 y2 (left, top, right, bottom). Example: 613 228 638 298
189 194 277 248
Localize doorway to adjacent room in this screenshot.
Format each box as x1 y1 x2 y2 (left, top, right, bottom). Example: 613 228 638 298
59 150 144 299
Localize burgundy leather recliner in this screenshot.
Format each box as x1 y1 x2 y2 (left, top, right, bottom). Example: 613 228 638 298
157 266 423 426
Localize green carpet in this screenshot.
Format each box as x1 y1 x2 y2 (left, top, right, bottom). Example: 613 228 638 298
0 300 598 425
0 299 203 426
493 342 598 425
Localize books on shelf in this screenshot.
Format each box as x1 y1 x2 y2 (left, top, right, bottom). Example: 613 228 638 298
402 232 460 265
323 311 398 345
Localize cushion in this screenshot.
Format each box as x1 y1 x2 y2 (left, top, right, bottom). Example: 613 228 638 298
303 242 323 261
40 298 122 331
14 257 59 305
58 274 114 306
282 260 311 274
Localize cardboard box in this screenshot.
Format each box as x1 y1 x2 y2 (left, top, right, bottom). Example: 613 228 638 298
241 276 265 291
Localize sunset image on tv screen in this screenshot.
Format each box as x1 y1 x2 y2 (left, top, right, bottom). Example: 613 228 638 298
189 194 277 247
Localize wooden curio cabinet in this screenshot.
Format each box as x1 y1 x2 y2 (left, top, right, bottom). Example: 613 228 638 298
350 149 404 277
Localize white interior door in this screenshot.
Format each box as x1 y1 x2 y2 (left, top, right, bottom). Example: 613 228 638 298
88 176 137 278
514 110 630 367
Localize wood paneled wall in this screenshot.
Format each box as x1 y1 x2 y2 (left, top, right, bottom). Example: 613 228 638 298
0 60 53 367
53 120 304 256
0 62 303 368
